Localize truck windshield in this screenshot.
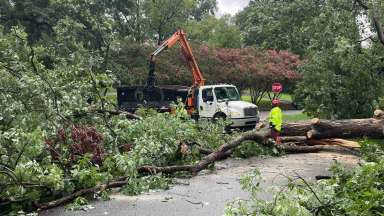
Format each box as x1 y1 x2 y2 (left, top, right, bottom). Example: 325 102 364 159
214 87 240 102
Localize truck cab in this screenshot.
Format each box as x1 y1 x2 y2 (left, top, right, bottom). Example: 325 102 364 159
197 84 259 127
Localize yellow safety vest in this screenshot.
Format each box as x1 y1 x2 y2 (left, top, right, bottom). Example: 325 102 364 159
269 107 282 132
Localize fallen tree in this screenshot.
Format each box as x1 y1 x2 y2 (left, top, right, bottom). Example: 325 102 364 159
37 110 384 211
139 110 383 175
307 118 384 139
281 121 313 136
307 138 360 149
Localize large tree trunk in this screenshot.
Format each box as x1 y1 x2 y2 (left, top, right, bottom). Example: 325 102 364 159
281 121 313 136
307 139 360 149
278 144 360 155
307 118 384 139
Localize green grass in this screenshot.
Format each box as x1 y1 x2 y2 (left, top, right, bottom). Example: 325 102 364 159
241 92 292 104
283 113 310 122
241 95 252 103
242 93 295 111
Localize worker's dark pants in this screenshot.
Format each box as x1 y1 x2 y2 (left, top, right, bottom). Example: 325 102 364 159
270 128 281 144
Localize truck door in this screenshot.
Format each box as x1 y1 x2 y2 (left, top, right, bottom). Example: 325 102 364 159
199 88 216 118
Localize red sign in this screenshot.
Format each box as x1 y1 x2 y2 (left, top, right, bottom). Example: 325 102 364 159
272 83 282 93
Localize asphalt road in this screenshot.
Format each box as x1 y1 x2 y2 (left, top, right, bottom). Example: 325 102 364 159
41 152 359 216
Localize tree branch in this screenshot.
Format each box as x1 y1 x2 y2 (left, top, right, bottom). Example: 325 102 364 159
373 16 384 46
84 109 142 120
357 35 377 43
36 179 130 210
295 173 325 206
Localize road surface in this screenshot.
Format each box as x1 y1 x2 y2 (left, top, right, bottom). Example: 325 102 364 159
41 152 359 216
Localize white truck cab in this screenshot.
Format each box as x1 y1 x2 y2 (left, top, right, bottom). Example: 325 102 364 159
197 84 260 127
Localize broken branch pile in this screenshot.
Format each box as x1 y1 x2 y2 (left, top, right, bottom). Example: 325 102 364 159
37 110 384 210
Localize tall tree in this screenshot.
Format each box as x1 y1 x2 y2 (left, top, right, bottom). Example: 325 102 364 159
0 0 56 43
185 15 242 48
144 0 195 44
190 0 217 21
236 0 360 57
208 15 242 48
237 0 384 118
106 0 146 42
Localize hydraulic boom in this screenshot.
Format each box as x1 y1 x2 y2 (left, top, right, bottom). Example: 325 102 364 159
146 29 205 87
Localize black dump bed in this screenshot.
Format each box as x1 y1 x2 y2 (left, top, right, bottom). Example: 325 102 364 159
117 85 189 112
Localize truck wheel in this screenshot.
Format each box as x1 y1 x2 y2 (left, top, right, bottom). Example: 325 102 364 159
191 112 200 121
213 112 227 122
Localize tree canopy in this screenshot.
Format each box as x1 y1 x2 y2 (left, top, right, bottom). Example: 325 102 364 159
236 0 384 118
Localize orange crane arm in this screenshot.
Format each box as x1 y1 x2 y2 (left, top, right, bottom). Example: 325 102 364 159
147 29 205 87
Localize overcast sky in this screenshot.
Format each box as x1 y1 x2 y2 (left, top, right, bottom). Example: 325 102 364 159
217 0 250 16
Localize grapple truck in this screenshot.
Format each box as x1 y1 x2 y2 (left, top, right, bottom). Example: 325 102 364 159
117 29 259 127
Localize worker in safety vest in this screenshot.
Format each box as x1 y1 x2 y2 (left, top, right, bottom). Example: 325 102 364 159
269 99 282 144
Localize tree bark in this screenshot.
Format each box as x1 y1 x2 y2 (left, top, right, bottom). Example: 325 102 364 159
37 179 129 210
373 16 384 46
281 136 307 142
307 118 384 139
307 139 360 149
281 121 313 136
374 109 384 119
278 144 359 155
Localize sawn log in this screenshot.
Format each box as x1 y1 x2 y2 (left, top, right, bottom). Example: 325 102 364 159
307 118 384 139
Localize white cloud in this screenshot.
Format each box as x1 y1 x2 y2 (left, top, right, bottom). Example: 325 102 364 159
216 0 250 17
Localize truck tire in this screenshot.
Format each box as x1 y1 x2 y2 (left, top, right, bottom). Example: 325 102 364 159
213 112 227 122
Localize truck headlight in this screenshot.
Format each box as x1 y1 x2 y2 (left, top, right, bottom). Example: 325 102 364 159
230 111 241 117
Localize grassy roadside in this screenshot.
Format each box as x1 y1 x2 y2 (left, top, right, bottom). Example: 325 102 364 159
241 93 294 110
283 113 310 122
241 93 292 103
